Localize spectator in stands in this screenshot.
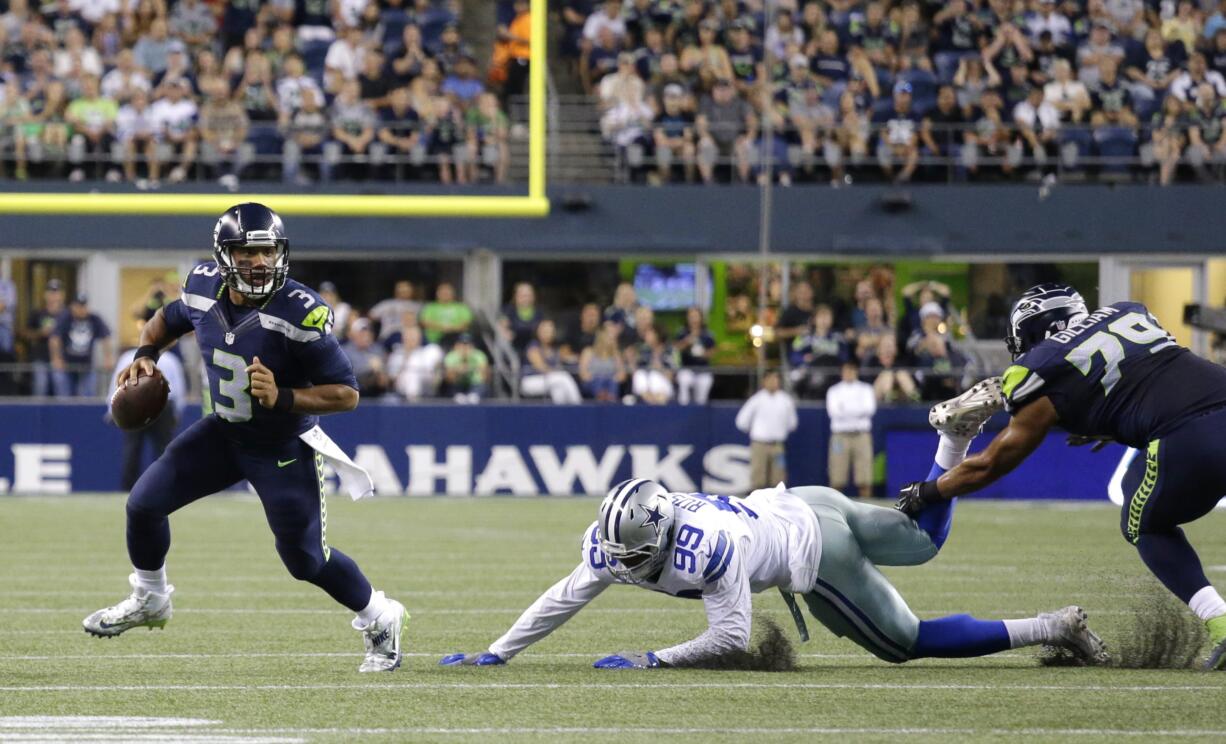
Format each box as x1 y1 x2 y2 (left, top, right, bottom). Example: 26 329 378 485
65 73 118 182
419 281 473 348
777 281 815 342
1161 0 1202 57
343 318 391 396
735 370 797 491
853 296 892 365
1076 23 1125 89
497 0 532 103
465 92 509 183
1210 28 1226 79
150 78 196 184
583 0 625 52
578 322 626 402
371 280 421 340
331 78 376 180
1171 53 1226 104
653 83 696 183
908 302 963 400
50 293 112 398
561 302 601 363
0 82 30 181
284 86 330 184
604 281 640 331
356 47 393 110
827 360 876 499
521 319 583 404
876 82 921 184
133 18 173 77
1014 84 1060 176
432 23 473 76
325 24 366 94
101 49 149 103
873 335 918 403
780 56 836 178
1126 29 1181 117
696 78 754 183
674 306 715 406
1027 0 1074 49
377 85 422 180
442 54 484 112
922 85 969 172
169 0 215 54
389 324 443 401
21 279 64 397
630 326 674 405
684 19 734 91
1149 94 1186 186
499 281 541 355
1186 84 1226 178
424 94 466 184
790 304 845 398
390 23 430 86
443 333 489 404
116 88 159 187
599 51 646 112
199 75 248 191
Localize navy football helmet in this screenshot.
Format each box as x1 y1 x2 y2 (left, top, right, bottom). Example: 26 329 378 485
212 203 289 299
1005 283 1089 358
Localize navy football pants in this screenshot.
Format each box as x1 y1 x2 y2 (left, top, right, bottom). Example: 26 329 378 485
126 416 373 611
1120 406 1226 603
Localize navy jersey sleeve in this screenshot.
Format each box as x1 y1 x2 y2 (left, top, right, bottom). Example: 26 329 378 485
1001 346 1063 414
160 298 194 339
295 331 358 389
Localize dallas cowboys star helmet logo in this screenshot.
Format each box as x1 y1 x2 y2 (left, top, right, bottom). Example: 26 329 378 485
639 503 666 537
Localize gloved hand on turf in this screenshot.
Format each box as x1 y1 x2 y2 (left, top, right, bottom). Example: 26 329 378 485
593 651 662 669
439 652 506 666
1066 434 1113 452
896 480 941 516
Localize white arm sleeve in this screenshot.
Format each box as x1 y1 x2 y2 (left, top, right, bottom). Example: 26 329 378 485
735 394 756 433
488 562 609 660
654 542 752 666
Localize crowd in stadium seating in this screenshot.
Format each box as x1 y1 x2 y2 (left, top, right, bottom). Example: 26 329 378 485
563 0 1226 185
311 266 968 405
0 0 512 188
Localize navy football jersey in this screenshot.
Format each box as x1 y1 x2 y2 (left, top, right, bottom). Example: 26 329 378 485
1002 301 1226 448
162 261 357 442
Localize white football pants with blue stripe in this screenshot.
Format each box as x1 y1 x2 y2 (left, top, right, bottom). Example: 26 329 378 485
790 486 938 663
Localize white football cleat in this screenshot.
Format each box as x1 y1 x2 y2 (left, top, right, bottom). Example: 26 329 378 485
83 573 174 638
354 595 408 672
1041 605 1110 665
929 377 1005 439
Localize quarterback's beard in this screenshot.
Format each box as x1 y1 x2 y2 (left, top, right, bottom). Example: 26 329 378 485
665 617 798 672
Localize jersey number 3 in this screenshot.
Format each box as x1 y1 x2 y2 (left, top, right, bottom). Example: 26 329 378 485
1065 311 1175 395
212 349 253 422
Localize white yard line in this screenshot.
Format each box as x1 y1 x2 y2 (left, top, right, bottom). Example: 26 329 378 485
1 682 1220 693
0 607 1142 616
0 651 1031 661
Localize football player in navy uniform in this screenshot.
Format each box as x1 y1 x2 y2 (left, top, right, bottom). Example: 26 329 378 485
83 203 408 673
896 283 1226 670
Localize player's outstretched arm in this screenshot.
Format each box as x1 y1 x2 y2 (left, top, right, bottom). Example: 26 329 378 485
936 396 1058 499
441 562 608 667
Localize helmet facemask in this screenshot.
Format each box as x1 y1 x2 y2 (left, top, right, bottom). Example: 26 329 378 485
217 232 289 300
597 479 675 584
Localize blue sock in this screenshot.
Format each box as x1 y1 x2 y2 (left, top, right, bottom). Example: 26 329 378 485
913 463 955 550
911 614 1011 658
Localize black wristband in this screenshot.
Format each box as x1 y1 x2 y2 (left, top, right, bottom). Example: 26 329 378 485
274 387 295 413
134 344 160 362
919 479 943 504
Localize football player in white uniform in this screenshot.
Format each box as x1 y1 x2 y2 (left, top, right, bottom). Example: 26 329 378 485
441 380 1107 669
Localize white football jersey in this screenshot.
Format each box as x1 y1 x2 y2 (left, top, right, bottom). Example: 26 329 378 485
488 487 821 665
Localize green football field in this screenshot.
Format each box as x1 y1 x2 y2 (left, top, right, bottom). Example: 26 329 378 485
1 494 1224 743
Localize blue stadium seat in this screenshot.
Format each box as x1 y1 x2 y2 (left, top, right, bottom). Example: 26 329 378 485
1095 126 1139 172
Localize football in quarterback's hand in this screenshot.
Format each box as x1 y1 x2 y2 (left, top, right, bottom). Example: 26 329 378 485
110 369 169 430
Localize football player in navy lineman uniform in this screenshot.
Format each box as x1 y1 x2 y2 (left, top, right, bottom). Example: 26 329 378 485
83 203 409 673
896 283 1226 670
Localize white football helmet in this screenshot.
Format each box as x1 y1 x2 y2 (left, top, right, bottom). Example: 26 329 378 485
597 478 675 583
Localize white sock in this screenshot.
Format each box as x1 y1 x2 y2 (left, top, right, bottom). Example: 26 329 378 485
1003 617 1049 648
934 434 972 471
1189 586 1226 622
133 566 167 594
355 589 388 627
